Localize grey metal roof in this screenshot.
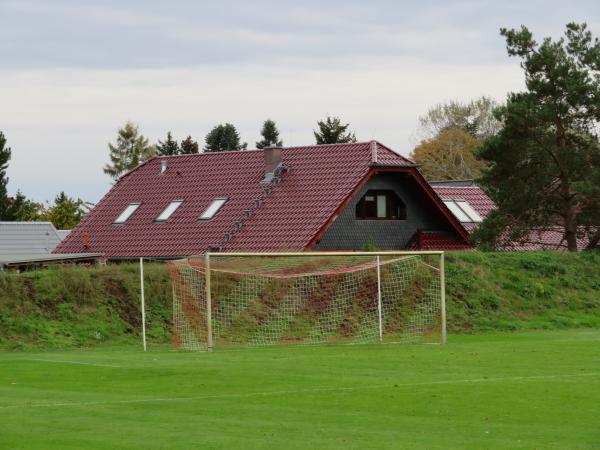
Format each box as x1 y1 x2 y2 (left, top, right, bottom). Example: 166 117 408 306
56 229 71 240
0 252 103 267
0 221 64 256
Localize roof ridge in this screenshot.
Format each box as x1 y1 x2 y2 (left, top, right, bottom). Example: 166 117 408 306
151 141 376 159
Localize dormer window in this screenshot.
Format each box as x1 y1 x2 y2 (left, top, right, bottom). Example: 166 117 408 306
200 198 228 220
156 200 183 222
114 203 141 224
356 190 406 220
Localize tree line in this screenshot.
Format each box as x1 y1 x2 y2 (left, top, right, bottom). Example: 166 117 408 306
1 22 598 250
103 116 357 180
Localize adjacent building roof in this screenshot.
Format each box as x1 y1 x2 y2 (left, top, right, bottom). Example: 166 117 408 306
55 141 463 258
0 222 100 268
1 221 65 256
430 180 496 232
431 181 590 251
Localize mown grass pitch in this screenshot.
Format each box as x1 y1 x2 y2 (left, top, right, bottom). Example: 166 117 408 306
1 330 600 449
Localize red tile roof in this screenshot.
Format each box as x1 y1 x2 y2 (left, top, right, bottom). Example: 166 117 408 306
431 182 589 251
54 141 418 257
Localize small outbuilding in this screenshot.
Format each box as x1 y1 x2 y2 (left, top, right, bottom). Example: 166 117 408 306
0 221 101 270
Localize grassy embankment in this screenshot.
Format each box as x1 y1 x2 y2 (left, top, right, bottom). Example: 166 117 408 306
0 251 599 349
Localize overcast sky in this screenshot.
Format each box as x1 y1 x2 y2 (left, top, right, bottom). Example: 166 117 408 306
1 0 599 203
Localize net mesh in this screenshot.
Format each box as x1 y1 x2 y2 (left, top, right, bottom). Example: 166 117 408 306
168 253 443 350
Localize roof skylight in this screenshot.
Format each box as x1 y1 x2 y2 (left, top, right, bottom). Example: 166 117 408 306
443 200 482 223
156 200 183 222
200 198 228 220
114 203 141 224
455 201 483 223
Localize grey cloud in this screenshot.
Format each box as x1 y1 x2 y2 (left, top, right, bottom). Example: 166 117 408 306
2 0 598 70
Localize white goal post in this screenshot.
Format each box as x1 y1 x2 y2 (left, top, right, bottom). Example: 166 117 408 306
168 251 446 351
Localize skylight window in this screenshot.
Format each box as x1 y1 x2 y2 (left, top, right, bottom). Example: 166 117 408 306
455 201 483 223
114 203 141 224
443 200 470 222
443 200 482 223
156 200 183 222
200 198 228 220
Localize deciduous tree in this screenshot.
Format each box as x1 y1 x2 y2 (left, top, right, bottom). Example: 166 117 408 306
47 191 88 229
419 96 501 141
410 128 486 180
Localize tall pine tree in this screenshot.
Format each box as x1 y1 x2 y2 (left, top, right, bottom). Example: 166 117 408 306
256 119 283 149
204 123 247 152
103 122 155 181
156 132 180 156
0 131 11 220
474 23 600 251
180 136 199 154
314 116 357 144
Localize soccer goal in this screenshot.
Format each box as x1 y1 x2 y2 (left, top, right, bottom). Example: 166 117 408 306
167 251 446 351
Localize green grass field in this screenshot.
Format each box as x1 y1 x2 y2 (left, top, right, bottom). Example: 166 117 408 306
2 329 600 449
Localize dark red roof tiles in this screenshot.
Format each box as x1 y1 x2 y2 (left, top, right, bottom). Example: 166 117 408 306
54 141 415 257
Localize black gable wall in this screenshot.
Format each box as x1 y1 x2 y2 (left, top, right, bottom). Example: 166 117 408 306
314 173 447 250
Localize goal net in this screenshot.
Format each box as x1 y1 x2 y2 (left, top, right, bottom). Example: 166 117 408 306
167 252 446 351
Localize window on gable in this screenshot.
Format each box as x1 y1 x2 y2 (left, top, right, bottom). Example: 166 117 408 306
200 198 228 220
114 203 141 224
156 200 183 222
443 200 482 223
356 190 406 220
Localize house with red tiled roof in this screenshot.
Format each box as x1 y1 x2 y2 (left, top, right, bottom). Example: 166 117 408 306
430 180 590 251
54 141 474 258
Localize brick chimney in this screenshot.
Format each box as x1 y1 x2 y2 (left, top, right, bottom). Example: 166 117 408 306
264 146 282 174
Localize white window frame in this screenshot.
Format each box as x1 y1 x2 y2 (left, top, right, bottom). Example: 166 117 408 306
200 198 228 220
114 203 141 224
156 200 184 222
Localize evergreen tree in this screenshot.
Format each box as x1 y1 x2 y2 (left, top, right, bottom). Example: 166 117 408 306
156 132 180 156
180 136 199 154
0 131 12 220
256 119 283 149
103 122 156 181
204 123 247 152
473 23 600 251
47 191 87 229
314 116 357 144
